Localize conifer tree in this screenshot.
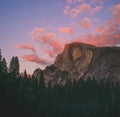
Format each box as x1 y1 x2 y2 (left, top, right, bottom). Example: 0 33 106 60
0 49 2 72
14 56 20 76
0 49 2 61
9 56 15 74
23 69 27 78
9 56 20 77
1 57 7 74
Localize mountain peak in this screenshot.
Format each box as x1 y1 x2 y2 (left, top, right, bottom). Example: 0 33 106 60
33 42 120 85
54 42 95 72
64 42 96 51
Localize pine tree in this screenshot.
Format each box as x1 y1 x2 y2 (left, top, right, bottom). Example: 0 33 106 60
23 69 27 79
0 50 7 74
1 57 7 74
0 49 2 62
9 56 15 74
9 56 20 77
0 49 2 72
14 56 20 77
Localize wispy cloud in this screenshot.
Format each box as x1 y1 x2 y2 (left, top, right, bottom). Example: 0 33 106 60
77 17 91 28
20 54 52 66
59 27 73 34
31 27 56 43
31 27 64 58
64 0 103 18
17 43 36 53
112 3 120 23
94 25 103 33
64 3 91 18
74 3 120 46
90 5 102 15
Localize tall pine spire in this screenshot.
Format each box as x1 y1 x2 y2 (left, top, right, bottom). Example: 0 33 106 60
0 49 2 72
9 56 20 77
1 57 7 74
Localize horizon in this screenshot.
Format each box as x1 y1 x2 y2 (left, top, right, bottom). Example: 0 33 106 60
0 0 120 74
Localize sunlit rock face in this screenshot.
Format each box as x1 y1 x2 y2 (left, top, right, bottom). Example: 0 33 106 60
54 42 95 70
54 42 95 79
33 42 120 85
43 42 96 85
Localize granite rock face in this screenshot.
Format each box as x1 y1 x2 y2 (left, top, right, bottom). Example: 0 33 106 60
33 42 120 85
83 47 120 83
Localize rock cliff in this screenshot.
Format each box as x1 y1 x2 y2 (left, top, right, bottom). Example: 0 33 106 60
33 42 120 85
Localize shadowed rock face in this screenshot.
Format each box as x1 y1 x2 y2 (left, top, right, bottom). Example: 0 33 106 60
32 68 42 81
33 42 120 85
83 47 120 83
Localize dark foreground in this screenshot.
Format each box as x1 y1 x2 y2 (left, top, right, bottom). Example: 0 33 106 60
0 72 120 117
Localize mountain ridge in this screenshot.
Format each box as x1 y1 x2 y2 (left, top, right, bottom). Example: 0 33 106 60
33 42 120 85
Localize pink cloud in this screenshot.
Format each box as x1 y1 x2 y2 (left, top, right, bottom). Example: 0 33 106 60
51 39 64 52
45 49 55 58
31 27 56 43
64 6 70 15
77 17 91 28
64 3 91 18
73 3 120 46
73 33 116 47
90 6 102 15
31 27 65 59
20 54 51 66
115 34 120 39
112 3 120 23
94 26 103 33
17 43 36 53
72 3 91 17
74 19 120 46
59 27 73 34
43 39 64 58
64 0 103 18
31 27 46 34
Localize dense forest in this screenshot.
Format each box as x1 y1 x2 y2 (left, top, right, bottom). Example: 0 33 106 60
0 49 120 117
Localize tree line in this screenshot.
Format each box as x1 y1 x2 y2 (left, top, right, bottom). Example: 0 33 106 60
0 49 120 117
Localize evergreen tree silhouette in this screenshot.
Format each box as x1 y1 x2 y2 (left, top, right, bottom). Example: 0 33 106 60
23 69 27 79
9 56 20 77
0 49 2 73
1 57 8 74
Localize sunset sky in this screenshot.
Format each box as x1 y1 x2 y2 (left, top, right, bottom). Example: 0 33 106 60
0 0 120 74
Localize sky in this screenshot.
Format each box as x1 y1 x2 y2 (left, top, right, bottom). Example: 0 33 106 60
0 0 120 74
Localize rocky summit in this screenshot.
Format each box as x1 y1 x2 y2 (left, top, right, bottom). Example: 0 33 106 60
33 42 120 85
